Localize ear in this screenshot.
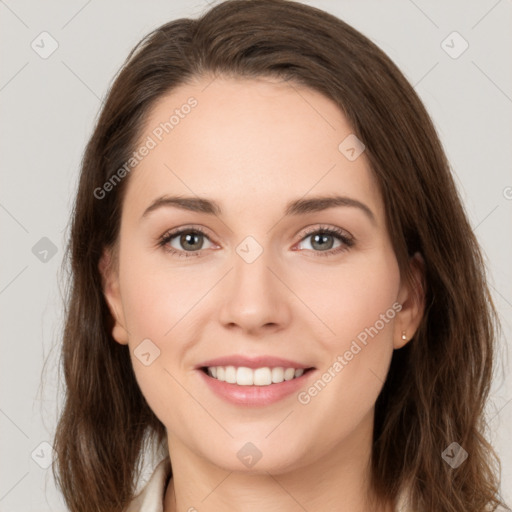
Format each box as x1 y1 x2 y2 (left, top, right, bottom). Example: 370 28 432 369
393 252 426 349
98 247 129 345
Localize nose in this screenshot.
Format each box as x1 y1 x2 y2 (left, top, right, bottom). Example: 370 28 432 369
218 247 292 336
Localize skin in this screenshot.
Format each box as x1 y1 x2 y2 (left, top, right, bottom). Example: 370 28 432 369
100 75 424 512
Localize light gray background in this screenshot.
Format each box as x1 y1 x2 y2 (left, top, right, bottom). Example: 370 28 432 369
1 0 511 510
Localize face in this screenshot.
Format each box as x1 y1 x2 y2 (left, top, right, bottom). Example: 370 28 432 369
100 75 423 475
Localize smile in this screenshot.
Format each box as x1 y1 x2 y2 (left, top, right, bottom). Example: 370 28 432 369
198 365 316 406
202 366 313 386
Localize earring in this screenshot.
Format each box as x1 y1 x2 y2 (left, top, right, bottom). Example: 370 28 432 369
401 331 407 341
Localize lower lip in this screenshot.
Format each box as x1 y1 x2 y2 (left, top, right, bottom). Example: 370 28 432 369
197 368 316 406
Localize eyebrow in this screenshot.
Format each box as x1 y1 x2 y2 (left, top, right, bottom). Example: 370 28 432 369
141 194 376 224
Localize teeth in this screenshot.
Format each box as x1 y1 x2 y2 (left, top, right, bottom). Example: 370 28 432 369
225 366 236 384
206 366 307 386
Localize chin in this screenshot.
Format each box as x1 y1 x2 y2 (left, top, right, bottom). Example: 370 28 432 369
200 437 307 475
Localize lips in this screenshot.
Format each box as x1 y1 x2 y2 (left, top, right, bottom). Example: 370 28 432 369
197 366 316 406
195 355 316 406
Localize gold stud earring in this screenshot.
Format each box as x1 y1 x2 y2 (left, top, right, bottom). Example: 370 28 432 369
401 331 407 341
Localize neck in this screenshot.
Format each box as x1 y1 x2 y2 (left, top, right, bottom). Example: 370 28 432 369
163 410 393 512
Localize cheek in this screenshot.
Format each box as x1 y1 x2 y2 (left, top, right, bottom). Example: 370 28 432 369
340 265 399 342
292 248 400 409
294 248 401 346
120 247 207 341
118 262 199 426
296 249 400 419
118 250 216 404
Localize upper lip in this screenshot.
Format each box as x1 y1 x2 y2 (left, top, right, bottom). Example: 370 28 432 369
196 355 314 370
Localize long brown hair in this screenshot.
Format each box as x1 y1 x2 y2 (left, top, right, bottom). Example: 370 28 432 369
51 0 507 510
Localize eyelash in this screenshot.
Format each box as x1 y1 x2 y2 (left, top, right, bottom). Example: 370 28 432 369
157 224 355 259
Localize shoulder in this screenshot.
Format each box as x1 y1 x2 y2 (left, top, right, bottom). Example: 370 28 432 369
124 457 172 512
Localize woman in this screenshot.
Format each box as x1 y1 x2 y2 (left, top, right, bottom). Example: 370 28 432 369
52 0 507 510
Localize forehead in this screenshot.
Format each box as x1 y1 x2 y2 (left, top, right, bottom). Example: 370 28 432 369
123 75 382 222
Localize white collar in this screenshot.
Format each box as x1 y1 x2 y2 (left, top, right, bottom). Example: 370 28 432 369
125 457 172 512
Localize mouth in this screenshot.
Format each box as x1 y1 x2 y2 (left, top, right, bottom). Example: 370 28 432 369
199 365 316 386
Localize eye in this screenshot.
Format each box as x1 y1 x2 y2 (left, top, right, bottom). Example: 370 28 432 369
158 224 355 258
158 226 215 258
295 225 354 256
